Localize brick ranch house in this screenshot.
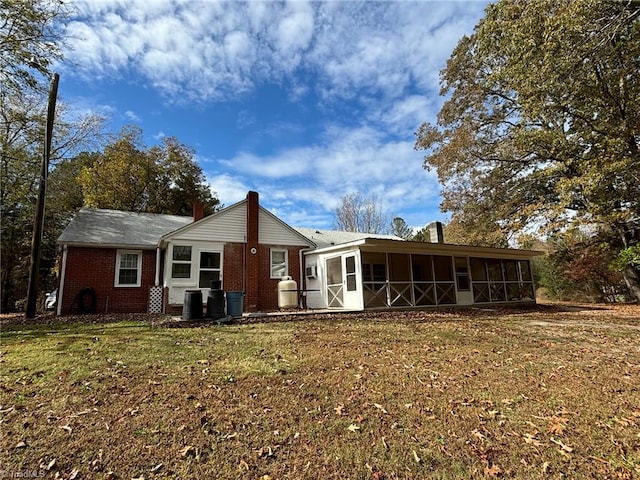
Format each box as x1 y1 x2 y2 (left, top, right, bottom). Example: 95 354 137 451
56 191 540 316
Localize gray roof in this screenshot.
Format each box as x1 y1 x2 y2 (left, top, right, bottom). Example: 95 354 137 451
294 227 404 249
57 208 192 248
57 208 405 250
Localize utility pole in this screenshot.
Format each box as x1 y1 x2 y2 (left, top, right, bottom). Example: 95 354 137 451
25 73 59 319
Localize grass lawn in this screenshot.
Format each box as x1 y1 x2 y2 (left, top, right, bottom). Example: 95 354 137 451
1 304 639 479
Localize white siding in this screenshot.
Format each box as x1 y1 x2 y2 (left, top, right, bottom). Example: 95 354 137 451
259 210 312 246
303 251 326 309
164 240 225 304
168 203 247 243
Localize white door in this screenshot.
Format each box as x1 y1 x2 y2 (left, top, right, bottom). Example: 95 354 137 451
326 254 361 310
342 254 361 309
326 256 344 308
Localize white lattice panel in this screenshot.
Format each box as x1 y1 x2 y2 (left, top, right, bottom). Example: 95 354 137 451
149 286 163 313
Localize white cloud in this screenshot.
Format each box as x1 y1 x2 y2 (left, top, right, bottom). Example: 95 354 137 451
61 1 486 229
124 110 140 122
62 1 486 105
211 122 441 228
206 173 250 206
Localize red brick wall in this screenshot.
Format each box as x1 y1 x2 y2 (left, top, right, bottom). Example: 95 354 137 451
60 247 157 315
221 242 304 312
258 245 304 311
245 191 260 311
223 243 245 292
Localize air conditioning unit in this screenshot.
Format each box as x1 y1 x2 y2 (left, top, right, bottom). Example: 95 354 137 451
305 265 317 279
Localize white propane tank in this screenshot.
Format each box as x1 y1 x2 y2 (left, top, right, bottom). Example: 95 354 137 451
278 276 298 309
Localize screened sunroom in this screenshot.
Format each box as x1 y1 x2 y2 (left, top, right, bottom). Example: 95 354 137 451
303 238 539 311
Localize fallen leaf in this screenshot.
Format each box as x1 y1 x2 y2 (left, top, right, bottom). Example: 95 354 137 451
180 445 196 457
523 433 543 447
484 463 502 477
412 450 421 463
550 437 573 453
347 424 360 433
60 424 72 434
374 403 388 414
334 404 344 415
542 462 551 474
15 441 27 449
547 417 567 435
40 458 56 471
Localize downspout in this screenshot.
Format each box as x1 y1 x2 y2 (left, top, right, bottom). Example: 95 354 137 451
154 247 161 286
299 247 314 290
56 245 67 316
242 234 246 294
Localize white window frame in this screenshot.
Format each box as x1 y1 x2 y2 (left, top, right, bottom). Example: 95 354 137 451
171 245 193 279
198 250 222 289
270 249 288 279
115 250 142 287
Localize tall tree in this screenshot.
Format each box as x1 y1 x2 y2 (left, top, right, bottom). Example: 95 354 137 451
0 0 67 93
0 88 104 312
333 192 391 234
415 0 640 300
442 214 509 248
78 126 220 215
390 217 413 239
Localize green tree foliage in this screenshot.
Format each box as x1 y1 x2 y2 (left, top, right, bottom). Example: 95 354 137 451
390 217 413 239
416 0 640 300
333 192 391 234
0 0 67 93
78 126 220 215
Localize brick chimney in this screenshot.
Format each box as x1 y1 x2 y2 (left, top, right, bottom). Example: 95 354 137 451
192 202 204 222
245 191 260 311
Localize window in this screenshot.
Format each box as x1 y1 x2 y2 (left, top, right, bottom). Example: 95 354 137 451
171 246 192 279
270 249 288 278
199 251 221 288
115 250 142 287
345 255 357 291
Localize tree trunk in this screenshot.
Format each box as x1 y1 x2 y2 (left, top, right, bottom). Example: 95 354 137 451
622 265 640 302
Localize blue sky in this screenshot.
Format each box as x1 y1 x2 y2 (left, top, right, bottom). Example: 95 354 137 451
57 0 488 230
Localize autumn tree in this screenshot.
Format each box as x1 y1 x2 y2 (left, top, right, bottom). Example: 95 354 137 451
533 230 625 302
415 0 640 300
442 214 508 248
78 126 220 215
333 192 391 234
0 88 104 312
